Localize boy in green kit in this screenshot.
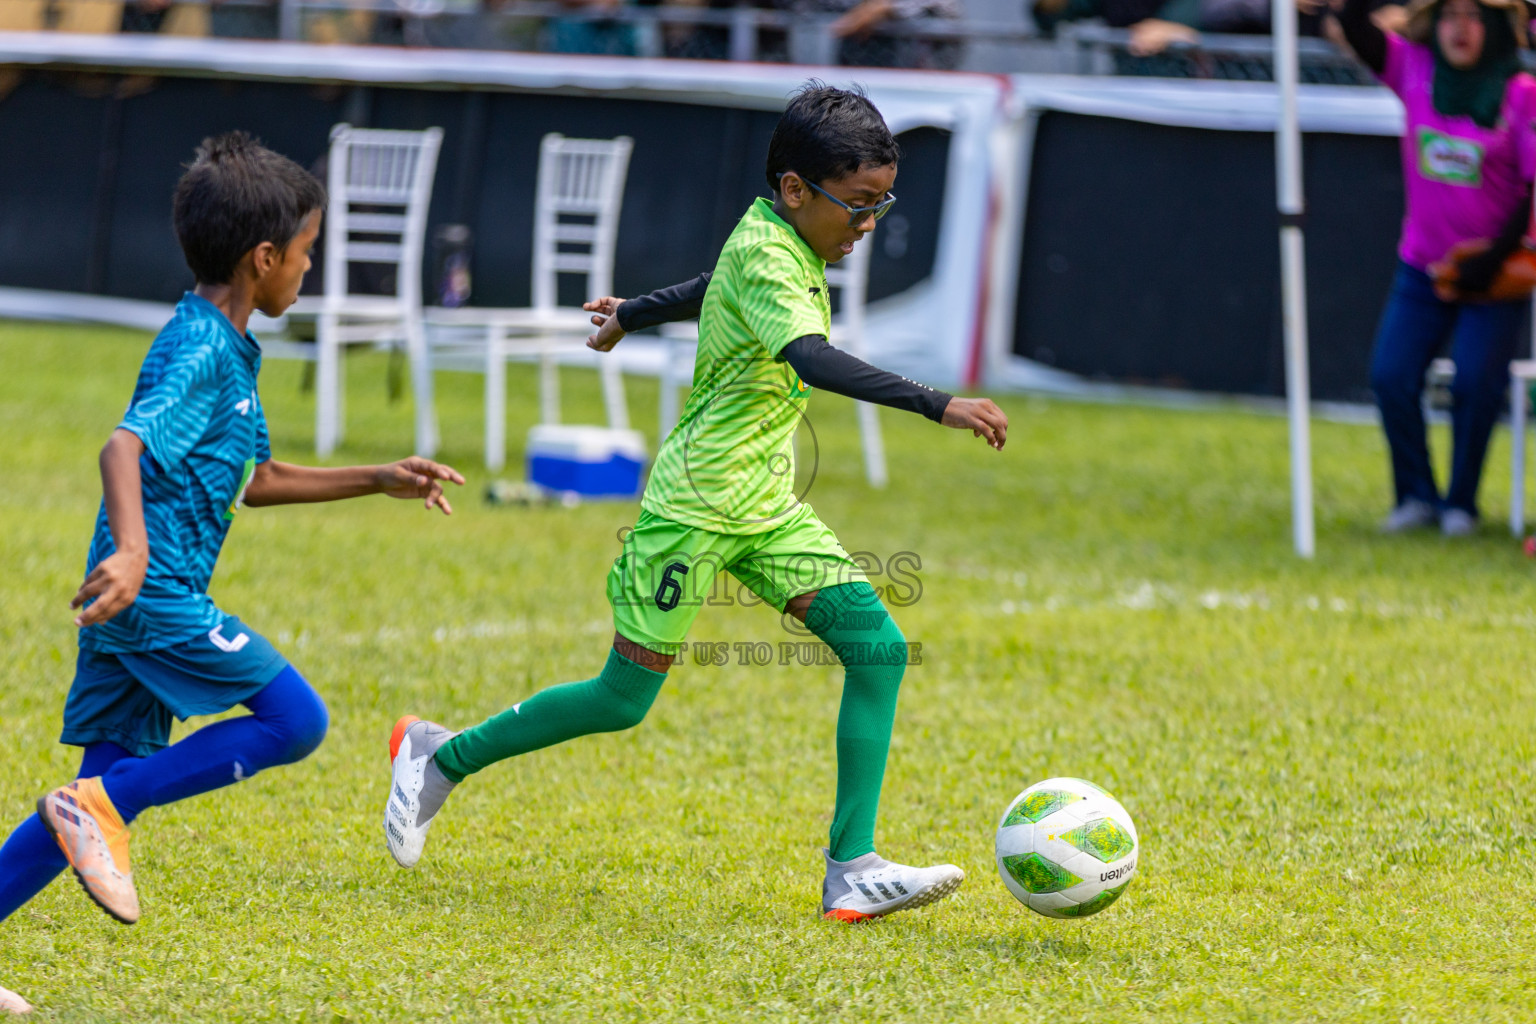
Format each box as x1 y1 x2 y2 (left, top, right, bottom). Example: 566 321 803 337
384 84 1009 921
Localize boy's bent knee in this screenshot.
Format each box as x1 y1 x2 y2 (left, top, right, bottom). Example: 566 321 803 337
283 693 329 764
591 648 666 732
249 665 330 765
805 582 908 687
594 694 652 733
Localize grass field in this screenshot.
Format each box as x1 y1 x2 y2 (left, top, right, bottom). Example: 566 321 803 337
3 319 1536 1022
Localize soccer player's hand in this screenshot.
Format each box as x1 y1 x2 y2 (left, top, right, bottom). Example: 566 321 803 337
941 397 1009 450
71 548 148 628
376 457 465 514
583 297 627 352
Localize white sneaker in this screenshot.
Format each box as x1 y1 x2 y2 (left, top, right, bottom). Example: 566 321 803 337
1381 499 1438 533
821 850 964 922
384 716 458 869
1440 508 1478 536
0 984 32 1015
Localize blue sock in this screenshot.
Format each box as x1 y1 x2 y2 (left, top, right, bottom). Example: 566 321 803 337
100 665 328 821
0 742 136 923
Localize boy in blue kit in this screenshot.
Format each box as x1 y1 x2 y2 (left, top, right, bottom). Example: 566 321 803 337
0 132 461 1015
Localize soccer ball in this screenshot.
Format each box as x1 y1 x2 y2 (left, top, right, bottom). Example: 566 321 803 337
994 777 1139 919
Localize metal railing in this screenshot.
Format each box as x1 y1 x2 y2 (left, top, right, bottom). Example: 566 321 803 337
1057 24 1375 84
12 0 1395 82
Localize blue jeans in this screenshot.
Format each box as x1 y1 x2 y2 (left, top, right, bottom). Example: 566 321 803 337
1369 262 1526 517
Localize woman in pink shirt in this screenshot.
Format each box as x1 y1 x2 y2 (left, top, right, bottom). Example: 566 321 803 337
1341 0 1534 535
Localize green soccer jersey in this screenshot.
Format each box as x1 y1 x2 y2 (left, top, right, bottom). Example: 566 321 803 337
642 198 831 535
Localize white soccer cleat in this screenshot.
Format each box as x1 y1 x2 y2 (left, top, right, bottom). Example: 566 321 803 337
0 984 32 1014
821 850 965 922
384 715 458 869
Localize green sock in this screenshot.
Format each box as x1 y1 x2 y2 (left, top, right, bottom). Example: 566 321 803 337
433 648 666 783
807 581 908 862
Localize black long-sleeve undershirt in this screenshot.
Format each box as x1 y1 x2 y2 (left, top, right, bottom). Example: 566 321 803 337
609 273 953 421
1338 0 1387 74
616 273 712 333
781 334 953 422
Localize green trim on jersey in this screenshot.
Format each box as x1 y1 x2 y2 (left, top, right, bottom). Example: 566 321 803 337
641 198 831 535
607 506 866 653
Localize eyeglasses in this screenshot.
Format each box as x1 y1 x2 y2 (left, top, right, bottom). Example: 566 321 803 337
778 173 897 227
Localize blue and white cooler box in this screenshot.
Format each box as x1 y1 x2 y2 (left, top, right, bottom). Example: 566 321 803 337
526 424 647 499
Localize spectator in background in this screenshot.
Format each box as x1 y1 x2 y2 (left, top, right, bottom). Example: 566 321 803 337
639 0 735 60
120 0 217 36
302 0 380 43
1031 0 1390 55
814 0 964 68
1339 0 1535 535
120 0 171 32
1032 0 1203 56
1198 0 1407 38
546 0 639 54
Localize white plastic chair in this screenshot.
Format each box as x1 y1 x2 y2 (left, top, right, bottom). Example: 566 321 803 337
657 234 888 487
298 124 444 458
427 133 634 470
533 133 633 323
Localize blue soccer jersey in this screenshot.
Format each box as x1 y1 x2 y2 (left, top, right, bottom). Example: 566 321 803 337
79 293 271 654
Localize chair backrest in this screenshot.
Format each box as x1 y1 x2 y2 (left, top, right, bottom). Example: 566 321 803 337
826 232 872 356
532 134 634 312
323 123 444 308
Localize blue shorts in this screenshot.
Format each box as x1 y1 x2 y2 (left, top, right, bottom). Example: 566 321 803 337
61 615 289 757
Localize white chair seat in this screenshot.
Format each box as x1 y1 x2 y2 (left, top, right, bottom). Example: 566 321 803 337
288 294 410 320
425 305 593 333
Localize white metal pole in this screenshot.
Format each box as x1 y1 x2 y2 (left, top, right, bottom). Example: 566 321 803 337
1273 0 1316 558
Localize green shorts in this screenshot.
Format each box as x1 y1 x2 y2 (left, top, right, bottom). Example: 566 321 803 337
607 505 866 652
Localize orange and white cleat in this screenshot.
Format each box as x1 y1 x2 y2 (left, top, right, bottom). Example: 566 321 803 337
821 850 964 922
0 984 32 1015
36 777 139 925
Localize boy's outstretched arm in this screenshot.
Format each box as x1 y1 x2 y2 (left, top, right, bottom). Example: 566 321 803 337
72 429 151 627
583 272 712 352
780 334 1009 450
244 457 465 513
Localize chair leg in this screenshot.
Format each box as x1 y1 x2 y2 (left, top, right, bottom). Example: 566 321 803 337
405 315 438 457
1512 374 1527 537
600 355 630 432
857 401 888 489
316 313 341 457
485 325 506 472
540 343 560 425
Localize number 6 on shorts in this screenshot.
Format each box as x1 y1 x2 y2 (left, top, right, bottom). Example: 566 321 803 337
654 562 690 612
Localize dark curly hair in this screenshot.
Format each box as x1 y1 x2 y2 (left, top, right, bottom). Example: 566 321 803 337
172 131 327 285
765 82 901 195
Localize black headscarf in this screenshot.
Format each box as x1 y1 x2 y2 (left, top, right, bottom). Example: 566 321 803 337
1431 2 1522 129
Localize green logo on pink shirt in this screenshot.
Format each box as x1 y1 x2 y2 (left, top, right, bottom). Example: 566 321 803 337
1417 128 1485 187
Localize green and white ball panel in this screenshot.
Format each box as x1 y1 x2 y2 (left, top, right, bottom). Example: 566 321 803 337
995 777 1139 919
